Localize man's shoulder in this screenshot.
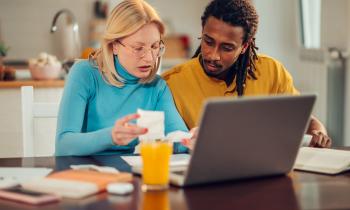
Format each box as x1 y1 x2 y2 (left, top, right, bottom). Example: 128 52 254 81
161 57 200 81
254 54 288 74
255 54 283 67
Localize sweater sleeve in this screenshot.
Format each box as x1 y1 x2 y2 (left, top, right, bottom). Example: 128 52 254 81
55 62 114 156
155 80 189 153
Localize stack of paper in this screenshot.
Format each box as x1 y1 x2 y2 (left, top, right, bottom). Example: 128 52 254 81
294 147 350 174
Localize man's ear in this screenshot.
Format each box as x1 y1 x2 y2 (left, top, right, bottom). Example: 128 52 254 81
240 41 251 54
112 42 118 55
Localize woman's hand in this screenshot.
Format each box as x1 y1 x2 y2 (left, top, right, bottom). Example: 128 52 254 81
111 113 148 145
181 127 199 151
309 130 332 148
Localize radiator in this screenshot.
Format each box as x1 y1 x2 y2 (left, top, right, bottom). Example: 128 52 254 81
326 48 346 146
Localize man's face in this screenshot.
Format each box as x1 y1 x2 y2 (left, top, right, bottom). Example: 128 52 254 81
201 16 249 77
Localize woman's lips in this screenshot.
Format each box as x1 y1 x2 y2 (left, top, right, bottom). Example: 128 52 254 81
138 65 151 72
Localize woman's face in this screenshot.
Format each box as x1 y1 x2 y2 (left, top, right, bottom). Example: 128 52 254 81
112 23 162 79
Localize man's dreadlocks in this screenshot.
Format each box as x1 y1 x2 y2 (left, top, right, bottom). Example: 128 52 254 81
193 0 259 96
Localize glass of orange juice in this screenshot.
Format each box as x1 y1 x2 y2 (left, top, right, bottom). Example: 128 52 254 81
142 190 170 210
140 140 173 191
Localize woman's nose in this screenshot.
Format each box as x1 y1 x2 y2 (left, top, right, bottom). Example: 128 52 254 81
141 49 155 62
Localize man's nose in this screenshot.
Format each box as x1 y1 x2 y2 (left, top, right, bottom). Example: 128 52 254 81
207 46 221 61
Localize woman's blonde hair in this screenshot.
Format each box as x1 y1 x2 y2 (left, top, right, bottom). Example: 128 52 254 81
90 0 165 87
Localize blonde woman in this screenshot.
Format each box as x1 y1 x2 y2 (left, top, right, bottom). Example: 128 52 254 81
56 0 188 156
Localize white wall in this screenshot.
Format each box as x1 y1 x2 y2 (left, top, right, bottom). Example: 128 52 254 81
254 0 299 77
321 0 349 50
0 0 209 60
0 0 95 60
147 0 211 55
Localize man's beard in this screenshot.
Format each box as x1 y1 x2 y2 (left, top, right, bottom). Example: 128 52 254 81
201 57 231 79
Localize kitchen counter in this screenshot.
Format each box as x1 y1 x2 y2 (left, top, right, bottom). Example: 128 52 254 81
0 66 65 88
0 79 65 88
0 61 66 88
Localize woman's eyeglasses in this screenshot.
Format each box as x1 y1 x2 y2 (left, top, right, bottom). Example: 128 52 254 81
117 40 165 58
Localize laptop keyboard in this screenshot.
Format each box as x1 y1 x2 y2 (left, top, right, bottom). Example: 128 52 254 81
172 170 186 176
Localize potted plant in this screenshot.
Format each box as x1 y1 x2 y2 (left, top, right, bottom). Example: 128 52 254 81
0 42 10 80
0 42 9 66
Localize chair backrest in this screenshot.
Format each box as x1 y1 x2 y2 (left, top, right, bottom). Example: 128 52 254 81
21 86 60 157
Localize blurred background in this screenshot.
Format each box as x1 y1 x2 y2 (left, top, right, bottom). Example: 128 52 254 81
0 0 349 157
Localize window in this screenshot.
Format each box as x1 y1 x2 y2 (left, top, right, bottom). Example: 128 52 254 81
299 0 321 49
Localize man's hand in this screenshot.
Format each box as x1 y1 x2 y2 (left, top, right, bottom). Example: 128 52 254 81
309 130 332 148
307 115 332 148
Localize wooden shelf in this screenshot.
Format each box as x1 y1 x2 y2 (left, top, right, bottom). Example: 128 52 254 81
0 80 65 88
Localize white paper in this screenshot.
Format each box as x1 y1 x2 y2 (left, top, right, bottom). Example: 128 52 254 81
137 109 165 141
133 131 192 154
301 134 313 147
70 164 119 174
0 167 52 183
294 147 350 174
133 144 141 154
165 130 192 142
122 154 190 167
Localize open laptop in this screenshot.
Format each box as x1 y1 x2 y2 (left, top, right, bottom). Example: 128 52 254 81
133 94 316 187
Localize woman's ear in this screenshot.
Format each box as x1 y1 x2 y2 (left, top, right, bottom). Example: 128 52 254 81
112 42 118 55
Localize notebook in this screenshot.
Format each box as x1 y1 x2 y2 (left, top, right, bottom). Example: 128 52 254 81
294 147 350 174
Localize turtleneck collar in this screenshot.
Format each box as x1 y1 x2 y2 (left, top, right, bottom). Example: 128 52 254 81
114 56 139 84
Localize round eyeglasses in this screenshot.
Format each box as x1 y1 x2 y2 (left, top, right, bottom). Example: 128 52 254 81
117 40 165 58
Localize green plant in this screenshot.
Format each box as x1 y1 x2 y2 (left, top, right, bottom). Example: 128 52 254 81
0 42 9 57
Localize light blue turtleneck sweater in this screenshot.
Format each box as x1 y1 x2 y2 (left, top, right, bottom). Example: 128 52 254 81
55 57 188 156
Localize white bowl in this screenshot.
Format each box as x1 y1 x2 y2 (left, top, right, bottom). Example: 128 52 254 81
29 63 62 80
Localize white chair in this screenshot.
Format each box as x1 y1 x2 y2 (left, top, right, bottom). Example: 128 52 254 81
21 86 60 157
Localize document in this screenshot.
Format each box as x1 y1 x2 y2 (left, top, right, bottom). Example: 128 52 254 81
0 167 52 182
137 109 165 141
0 167 52 189
301 134 313 147
294 147 350 174
122 154 190 167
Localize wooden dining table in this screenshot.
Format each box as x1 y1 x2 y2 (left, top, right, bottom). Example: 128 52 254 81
0 153 349 210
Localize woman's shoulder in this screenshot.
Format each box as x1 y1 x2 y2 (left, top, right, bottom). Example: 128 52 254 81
69 59 97 75
68 60 101 81
65 59 100 86
151 74 167 87
142 75 168 93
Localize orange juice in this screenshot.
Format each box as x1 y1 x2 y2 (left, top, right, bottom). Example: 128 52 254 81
140 141 172 190
142 190 170 210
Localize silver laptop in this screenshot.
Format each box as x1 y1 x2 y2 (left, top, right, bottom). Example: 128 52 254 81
134 94 316 187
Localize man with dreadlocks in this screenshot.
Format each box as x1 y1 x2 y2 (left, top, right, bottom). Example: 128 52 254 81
162 0 331 149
